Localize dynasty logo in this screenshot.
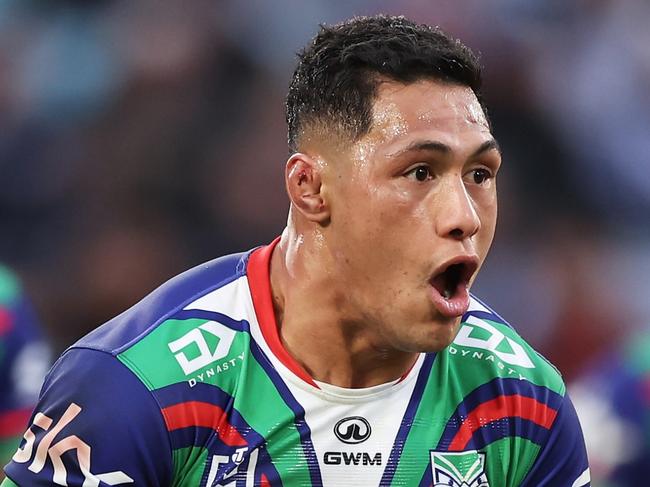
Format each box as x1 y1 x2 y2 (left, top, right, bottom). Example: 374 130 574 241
168 320 236 376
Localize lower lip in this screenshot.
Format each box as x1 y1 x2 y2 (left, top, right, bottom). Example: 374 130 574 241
429 283 470 318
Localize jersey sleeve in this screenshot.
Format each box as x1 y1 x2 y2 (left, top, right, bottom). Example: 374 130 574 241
2 348 173 486
0 270 51 465
519 393 590 487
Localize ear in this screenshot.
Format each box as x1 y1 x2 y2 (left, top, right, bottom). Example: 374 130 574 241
285 153 330 224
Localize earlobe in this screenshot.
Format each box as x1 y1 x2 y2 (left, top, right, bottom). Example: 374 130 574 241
285 153 330 224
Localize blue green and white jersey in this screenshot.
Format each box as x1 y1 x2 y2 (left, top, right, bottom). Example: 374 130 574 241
2 241 589 486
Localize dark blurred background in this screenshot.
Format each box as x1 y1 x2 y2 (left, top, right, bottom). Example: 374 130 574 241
0 1 648 483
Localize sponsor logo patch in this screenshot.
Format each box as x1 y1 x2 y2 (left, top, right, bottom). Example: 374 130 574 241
13 403 133 486
205 447 260 487
334 416 372 444
323 451 382 466
453 315 534 369
430 450 489 487
168 321 236 375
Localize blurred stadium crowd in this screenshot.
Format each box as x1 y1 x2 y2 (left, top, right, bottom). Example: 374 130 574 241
0 0 648 485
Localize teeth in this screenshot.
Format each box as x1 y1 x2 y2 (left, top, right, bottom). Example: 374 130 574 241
443 288 452 299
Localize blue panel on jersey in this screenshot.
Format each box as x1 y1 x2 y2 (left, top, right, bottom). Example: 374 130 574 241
75 250 251 355
468 416 551 450
171 309 249 333
465 293 513 328
519 394 590 487
4 348 173 486
463 309 509 327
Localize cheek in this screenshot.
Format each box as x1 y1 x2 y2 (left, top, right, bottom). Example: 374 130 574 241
468 181 497 214
332 180 425 274
476 190 498 248
343 184 411 233
370 182 421 223
485 187 498 223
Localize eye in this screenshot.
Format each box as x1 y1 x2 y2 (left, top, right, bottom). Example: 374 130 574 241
469 168 493 185
405 165 432 182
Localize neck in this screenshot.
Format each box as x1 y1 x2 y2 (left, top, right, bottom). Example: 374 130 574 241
269 225 419 388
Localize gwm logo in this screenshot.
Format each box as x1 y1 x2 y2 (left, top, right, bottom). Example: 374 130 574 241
168 321 236 375
431 450 490 487
334 416 371 444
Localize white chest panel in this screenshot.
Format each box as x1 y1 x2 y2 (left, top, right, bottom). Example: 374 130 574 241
282 356 423 486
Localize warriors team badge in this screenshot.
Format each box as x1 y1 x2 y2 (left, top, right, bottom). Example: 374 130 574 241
431 450 490 487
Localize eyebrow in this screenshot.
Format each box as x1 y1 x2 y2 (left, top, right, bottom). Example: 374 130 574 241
387 138 501 158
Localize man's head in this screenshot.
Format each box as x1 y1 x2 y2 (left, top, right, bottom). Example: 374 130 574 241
286 15 486 152
282 16 501 353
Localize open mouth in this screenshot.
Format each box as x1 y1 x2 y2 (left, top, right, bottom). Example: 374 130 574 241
430 262 474 300
428 257 478 318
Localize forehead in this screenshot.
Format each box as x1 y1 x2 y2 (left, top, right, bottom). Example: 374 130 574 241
368 79 490 147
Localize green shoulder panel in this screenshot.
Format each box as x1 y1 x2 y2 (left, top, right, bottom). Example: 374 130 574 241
117 315 313 485
117 317 248 391
446 313 565 395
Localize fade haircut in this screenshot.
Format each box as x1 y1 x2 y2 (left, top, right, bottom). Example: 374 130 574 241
286 15 486 152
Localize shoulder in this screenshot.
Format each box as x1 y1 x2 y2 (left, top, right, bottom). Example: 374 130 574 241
73 249 252 355
3 249 257 486
4 347 175 486
3 249 264 485
446 294 565 397
57 248 258 417
437 296 590 486
51 246 260 427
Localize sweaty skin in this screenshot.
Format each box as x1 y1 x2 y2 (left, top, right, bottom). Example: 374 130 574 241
270 80 502 388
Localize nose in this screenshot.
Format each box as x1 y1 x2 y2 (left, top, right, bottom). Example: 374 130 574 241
435 176 481 240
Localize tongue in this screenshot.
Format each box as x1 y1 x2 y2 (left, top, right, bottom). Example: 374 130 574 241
431 272 458 299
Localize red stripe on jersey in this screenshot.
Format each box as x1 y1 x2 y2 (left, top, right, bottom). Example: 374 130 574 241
162 401 247 447
261 473 271 487
0 408 32 438
247 238 318 388
449 394 558 450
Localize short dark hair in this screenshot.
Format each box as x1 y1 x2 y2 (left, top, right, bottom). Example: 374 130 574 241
286 15 486 152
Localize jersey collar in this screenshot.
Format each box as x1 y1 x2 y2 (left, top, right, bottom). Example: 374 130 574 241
247 237 319 387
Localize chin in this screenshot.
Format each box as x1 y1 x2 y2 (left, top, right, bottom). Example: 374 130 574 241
404 316 462 353
417 336 456 353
